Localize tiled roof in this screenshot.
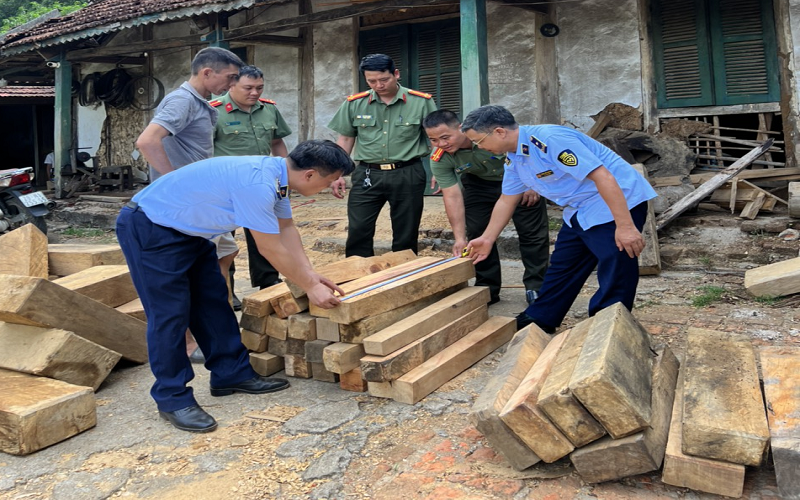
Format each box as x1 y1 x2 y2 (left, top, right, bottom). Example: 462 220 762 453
0 85 55 98
1 0 256 53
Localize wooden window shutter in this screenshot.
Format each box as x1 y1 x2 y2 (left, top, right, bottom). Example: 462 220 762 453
411 20 462 116
708 0 780 105
653 0 715 108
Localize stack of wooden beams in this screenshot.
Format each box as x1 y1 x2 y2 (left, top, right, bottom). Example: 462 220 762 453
0 224 147 455
472 302 787 498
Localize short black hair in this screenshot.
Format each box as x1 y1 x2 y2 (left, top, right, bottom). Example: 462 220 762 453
423 109 461 130
191 47 244 75
236 65 264 81
461 105 519 133
359 54 396 74
289 140 355 177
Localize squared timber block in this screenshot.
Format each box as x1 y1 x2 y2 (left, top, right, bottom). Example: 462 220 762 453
47 243 125 277
744 256 800 297
315 318 340 342
537 317 605 447
760 346 800 500
362 286 490 356
116 298 146 322
311 362 340 383
662 368 745 498
305 339 333 364
0 275 147 363
53 265 137 308
569 302 653 439
266 315 289 340
570 347 679 483
249 352 284 377
0 369 96 455
470 324 550 470
368 381 394 399
286 338 306 356
284 354 311 378
340 367 368 392
340 284 467 344
0 322 121 391
393 316 516 405
288 313 317 341
241 283 292 317
682 328 769 466
360 305 489 382
241 329 269 352
270 293 309 319
323 342 365 374
632 164 661 276
240 313 268 335
267 338 288 357
311 258 475 324
499 330 574 463
0 223 48 278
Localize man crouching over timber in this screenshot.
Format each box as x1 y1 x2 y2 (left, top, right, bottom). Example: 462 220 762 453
116 140 355 433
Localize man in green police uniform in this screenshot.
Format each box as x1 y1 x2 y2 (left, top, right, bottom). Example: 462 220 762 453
212 65 292 291
328 53 438 257
424 109 550 305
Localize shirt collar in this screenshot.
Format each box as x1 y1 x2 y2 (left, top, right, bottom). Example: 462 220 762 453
181 81 212 106
368 85 407 105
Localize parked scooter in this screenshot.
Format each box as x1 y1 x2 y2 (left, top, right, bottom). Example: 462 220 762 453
0 167 50 235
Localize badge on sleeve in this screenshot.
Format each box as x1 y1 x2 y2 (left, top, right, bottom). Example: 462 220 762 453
557 149 578 167
521 144 530 156
504 157 512 167
275 177 288 199
530 136 547 154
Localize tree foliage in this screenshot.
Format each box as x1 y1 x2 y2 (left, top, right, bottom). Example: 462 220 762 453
1 0 87 35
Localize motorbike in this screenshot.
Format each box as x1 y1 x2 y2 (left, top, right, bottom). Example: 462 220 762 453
0 167 50 235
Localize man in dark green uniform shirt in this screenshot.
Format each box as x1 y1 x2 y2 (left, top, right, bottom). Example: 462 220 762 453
424 109 550 305
328 54 438 257
212 65 292 290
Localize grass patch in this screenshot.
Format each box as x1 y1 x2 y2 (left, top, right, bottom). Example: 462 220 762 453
698 256 713 269
753 294 780 306
61 227 106 238
548 217 562 231
691 285 726 308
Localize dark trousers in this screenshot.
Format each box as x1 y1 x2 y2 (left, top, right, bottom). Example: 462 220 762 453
116 207 256 412
345 161 426 257
524 202 648 331
461 174 550 301
243 227 280 288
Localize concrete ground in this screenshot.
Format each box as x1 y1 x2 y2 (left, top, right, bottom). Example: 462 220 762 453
1 195 797 499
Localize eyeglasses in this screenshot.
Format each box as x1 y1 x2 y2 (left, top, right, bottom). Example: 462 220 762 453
471 130 492 146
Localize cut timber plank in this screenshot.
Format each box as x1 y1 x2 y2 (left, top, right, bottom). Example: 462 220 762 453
249 352 284 376
305 339 333 364
570 347 679 483
655 139 774 230
53 265 137 308
116 298 145 322
0 275 147 363
682 328 769 466
363 286 490 356
288 313 317 340
760 346 800 500
266 315 289 340
740 191 767 220
323 342 365 375
587 111 611 139
313 258 475 324
569 302 653 439
499 330 574 463
311 362 339 383
286 338 305 356
284 354 311 378
340 283 467 344
0 369 96 455
361 306 489 382
267 338 288 357
47 243 125 277
240 313 268 335
537 318 606 447
470 325 551 470
368 381 394 398
632 164 661 275
340 367 368 392
0 223 48 278
0 322 121 390
316 318 340 342
241 283 290 317
744 257 800 297
393 316 515 405
270 294 308 319
241 329 268 352
662 368 745 498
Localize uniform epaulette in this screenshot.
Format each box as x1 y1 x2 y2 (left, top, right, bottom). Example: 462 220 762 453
430 148 446 162
259 98 276 105
209 100 223 107
408 89 433 99
347 91 370 101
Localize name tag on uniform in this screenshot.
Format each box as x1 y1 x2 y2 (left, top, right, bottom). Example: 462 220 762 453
454 163 471 174
355 115 372 119
227 121 241 125
536 170 554 179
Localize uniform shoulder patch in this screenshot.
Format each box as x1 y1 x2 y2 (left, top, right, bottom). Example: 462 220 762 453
530 135 547 154
407 89 432 99
557 149 579 167
347 91 370 101
430 148 445 162
259 98 276 105
209 100 223 107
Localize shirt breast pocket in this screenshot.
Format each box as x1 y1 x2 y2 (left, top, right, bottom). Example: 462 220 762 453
257 123 277 141
352 116 377 129
221 124 252 139
396 118 420 140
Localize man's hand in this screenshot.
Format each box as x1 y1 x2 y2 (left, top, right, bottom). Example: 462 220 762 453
615 225 645 258
430 176 442 195
465 236 495 264
306 275 345 309
520 190 540 207
451 238 468 257
330 177 347 199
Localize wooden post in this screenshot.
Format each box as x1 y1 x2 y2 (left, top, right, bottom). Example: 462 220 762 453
53 52 72 200
460 0 489 114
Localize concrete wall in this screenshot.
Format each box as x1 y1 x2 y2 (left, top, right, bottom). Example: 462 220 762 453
311 17 355 142
555 0 643 131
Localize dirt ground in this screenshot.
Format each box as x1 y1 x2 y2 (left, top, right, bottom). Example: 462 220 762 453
2 191 798 500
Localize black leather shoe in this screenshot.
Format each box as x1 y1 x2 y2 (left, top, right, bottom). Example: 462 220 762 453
232 295 242 312
488 295 501 305
159 405 217 433
210 376 290 397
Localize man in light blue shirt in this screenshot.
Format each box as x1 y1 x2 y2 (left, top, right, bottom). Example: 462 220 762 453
116 140 354 433
462 105 657 333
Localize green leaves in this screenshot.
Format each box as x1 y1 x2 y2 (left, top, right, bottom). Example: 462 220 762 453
1 1 87 35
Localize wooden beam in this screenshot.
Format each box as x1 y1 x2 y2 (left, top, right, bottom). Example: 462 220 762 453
53 51 71 200
745 256 800 298
323 342 365 375
249 352 284 376
53 265 137 308
47 243 125 277
631 164 661 276
0 223 48 279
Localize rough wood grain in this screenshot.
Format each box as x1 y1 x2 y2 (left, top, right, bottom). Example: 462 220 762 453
744 256 800 297
241 328 268 352
632 164 661 275
270 294 309 318
53 265 137 308
284 354 311 378
249 352 284 376
323 342 365 374
47 243 125 277
789 181 800 218
240 313 268 335
340 367 368 392
311 362 339 382
368 381 394 399
315 317 340 342
288 313 317 340
304 339 333 364
266 314 289 340
116 298 145 322
0 223 48 278
241 283 290 317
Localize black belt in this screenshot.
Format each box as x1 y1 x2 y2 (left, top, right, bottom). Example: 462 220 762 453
361 158 421 170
